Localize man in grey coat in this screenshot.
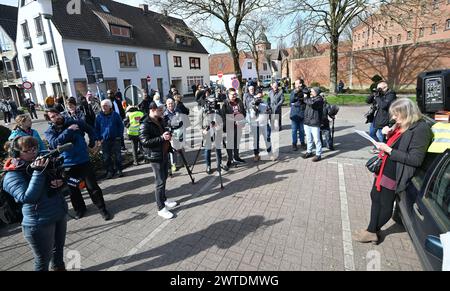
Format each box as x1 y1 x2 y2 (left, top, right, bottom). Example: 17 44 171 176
269 81 284 131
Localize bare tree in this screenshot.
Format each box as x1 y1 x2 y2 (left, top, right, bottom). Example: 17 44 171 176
151 0 271 92
290 18 321 59
282 0 369 93
240 18 268 83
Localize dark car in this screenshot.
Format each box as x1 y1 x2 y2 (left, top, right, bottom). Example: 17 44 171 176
394 117 450 271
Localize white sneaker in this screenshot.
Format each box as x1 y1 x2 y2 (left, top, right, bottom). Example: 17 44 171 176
157 207 174 219
164 200 178 208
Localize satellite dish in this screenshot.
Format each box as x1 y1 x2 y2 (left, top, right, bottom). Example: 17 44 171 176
123 85 144 106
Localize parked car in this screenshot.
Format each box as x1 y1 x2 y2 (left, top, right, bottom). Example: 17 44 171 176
394 116 450 271
261 79 272 88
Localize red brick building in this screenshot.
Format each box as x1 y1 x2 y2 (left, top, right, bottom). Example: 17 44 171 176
290 0 450 90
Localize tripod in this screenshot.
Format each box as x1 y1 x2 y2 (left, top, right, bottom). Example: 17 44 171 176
191 111 224 189
171 148 195 184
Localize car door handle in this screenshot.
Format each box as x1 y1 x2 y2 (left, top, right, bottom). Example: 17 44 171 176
413 203 425 221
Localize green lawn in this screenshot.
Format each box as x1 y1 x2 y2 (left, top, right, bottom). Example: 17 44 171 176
282 94 416 106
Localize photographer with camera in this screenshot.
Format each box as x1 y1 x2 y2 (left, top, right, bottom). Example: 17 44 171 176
202 95 226 174
164 98 183 172
366 82 397 153
3 136 68 271
222 88 247 168
249 89 273 161
303 87 324 162
44 108 112 221
139 102 178 219
290 79 307 151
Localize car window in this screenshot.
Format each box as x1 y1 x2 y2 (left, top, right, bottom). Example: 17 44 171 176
426 157 450 221
411 153 440 190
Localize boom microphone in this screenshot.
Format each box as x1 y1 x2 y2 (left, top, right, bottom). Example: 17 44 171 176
40 143 73 159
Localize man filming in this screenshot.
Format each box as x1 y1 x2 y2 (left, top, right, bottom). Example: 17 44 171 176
3 136 68 271
139 102 178 219
202 93 227 174
367 81 397 153
290 79 307 151
249 89 273 161
44 108 112 221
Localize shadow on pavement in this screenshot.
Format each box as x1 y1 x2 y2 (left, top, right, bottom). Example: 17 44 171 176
87 215 283 270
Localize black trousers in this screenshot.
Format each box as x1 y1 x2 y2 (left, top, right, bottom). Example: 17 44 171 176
28 108 38 119
66 162 106 212
367 181 396 233
226 124 242 163
3 111 11 123
150 156 169 211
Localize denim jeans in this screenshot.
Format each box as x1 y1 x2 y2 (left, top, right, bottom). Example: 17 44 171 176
150 156 169 211
304 125 322 156
321 128 332 149
251 125 271 155
369 123 384 142
291 119 305 145
102 138 122 174
205 149 223 168
22 216 67 271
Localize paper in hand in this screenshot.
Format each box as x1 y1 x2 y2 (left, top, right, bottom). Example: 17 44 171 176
354 129 378 146
441 232 450 271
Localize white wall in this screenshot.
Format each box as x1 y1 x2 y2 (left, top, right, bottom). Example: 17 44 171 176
210 75 234 89
16 0 171 105
63 40 169 97
241 58 257 80
17 0 70 105
167 51 209 95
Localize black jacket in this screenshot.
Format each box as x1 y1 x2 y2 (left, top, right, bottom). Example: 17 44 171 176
111 98 125 119
303 96 324 127
367 90 396 129
221 98 246 132
389 120 432 193
139 116 169 162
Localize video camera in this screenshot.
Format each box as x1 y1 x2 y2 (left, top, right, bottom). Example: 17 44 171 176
32 143 73 197
203 95 221 114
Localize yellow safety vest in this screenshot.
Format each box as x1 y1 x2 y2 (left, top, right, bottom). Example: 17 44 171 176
428 122 450 153
127 111 144 136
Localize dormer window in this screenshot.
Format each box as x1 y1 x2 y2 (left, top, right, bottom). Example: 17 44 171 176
100 4 110 13
175 35 192 46
110 25 131 38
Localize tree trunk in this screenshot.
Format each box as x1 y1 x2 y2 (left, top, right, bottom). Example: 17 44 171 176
329 35 339 94
230 45 244 95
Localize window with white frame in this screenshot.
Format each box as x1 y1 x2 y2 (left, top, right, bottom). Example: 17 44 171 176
431 23 437 34
21 21 30 40
45 50 56 67
189 57 200 69
34 16 44 36
173 56 182 67
24 54 33 71
247 62 252 70
118 51 137 68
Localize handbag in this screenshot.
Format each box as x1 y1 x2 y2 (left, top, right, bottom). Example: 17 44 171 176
366 155 383 174
365 137 400 174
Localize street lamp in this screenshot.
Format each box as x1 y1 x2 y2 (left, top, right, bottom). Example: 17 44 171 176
42 13 67 107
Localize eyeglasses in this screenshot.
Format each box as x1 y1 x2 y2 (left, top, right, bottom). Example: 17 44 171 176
23 147 37 154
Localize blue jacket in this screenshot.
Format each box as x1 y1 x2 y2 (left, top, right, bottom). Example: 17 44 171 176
44 119 97 167
3 167 67 227
95 111 124 141
9 128 47 153
289 90 305 122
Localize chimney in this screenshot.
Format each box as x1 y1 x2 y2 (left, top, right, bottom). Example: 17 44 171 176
162 9 168 16
139 4 149 13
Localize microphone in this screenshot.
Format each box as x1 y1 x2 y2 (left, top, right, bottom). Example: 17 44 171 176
40 143 73 159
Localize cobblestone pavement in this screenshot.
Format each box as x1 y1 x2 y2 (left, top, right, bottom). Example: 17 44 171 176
0 105 422 271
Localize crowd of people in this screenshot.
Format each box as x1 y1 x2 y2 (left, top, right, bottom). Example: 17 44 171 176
1 77 438 270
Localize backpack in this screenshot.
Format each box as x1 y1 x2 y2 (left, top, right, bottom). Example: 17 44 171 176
0 171 23 225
